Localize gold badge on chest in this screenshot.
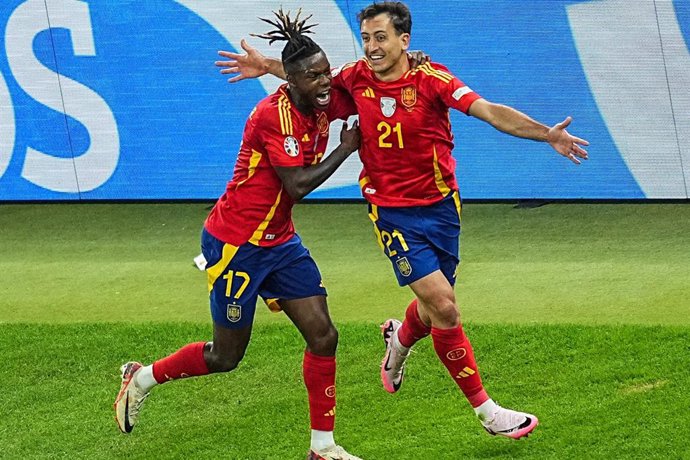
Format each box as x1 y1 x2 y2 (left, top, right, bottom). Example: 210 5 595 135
317 112 329 134
401 85 416 111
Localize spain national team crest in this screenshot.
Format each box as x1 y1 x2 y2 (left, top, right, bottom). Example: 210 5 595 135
227 303 242 323
283 136 300 157
317 112 329 135
401 86 416 111
396 257 412 277
380 97 396 118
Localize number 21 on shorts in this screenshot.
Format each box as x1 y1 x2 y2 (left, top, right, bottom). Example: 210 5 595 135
380 229 408 257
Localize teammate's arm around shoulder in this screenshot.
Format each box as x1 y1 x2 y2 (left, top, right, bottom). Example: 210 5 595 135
468 98 589 164
275 121 360 201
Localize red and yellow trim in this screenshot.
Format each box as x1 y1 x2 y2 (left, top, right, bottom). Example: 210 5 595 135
249 187 284 245
452 190 462 220
367 204 385 251
236 149 263 187
432 145 451 197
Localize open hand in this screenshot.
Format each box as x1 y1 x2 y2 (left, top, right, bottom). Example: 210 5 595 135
215 39 268 83
547 117 589 164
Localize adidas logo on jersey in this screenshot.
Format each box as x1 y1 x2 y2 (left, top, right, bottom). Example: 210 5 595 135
361 87 375 98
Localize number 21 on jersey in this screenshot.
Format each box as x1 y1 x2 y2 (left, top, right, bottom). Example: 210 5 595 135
377 121 404 149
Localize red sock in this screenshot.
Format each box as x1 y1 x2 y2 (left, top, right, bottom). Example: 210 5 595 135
152 342 209 384
431 326 489 408
397 299 431 348
303 351 336 431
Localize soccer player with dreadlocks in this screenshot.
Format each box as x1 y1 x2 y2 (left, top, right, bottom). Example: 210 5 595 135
114 9 362 459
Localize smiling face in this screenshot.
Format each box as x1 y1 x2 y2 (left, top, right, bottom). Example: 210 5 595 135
360 13 410 82
286 51 333 113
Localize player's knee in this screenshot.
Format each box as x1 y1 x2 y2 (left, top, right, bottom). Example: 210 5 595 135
206 349 244 373
427 298 459 326
307 325 338 356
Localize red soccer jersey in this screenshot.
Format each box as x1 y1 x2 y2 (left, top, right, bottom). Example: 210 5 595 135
205 84 354 247
332 59 482 207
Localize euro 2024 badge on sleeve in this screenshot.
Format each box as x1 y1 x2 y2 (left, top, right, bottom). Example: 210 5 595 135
284 136 300 157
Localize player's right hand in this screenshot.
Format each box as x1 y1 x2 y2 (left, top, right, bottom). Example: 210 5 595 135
340 120 361 153
215 39 268 83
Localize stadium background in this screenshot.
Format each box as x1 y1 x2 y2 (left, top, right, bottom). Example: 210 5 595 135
1 0 689 201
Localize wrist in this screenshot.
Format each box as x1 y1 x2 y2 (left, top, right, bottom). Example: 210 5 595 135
262 59 272 75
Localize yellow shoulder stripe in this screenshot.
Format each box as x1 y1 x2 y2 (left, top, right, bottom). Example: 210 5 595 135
418 63 453 83
278 95 293 135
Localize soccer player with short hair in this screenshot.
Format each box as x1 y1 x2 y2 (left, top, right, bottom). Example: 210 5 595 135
218 1 589 441
114 9 363 460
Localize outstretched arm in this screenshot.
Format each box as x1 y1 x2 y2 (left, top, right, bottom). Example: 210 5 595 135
216 39 286 82
468 98 589 164
274 121 361 201
216 40 431 83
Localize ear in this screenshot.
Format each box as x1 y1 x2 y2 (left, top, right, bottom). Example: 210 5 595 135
400 33 411 51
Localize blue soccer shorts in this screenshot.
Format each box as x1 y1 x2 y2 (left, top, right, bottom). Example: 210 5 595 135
368 191 462 287
201 229 327 329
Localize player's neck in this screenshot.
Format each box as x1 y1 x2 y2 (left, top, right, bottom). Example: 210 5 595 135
287 87 314 116
373 56 410 83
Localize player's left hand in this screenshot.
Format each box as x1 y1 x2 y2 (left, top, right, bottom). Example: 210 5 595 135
547 116 589 164
408 50 430 69
215 39 268 83
340 120 361 153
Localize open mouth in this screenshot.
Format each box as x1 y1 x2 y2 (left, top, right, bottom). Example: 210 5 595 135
368 54 385 63
315 90 331 106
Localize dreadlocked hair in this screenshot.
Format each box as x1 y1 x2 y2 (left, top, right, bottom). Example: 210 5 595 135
251 8 323 74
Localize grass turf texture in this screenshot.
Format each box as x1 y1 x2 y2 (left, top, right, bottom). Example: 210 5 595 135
2 323 689 459
1 203 688 325
1 203 689 458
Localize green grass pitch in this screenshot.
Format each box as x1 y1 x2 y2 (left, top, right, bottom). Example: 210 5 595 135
1 202 689 459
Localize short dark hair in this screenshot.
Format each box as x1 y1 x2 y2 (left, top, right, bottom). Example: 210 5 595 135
357 2 412 35
251 8 324 75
